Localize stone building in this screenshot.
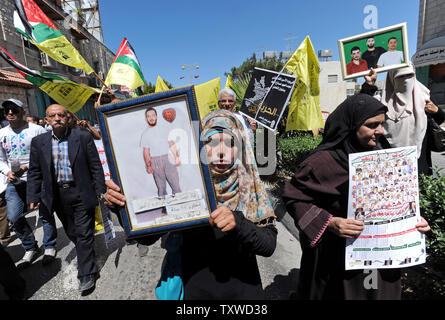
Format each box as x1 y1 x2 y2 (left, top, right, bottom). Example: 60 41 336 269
413 0 445 108
0 0 115 121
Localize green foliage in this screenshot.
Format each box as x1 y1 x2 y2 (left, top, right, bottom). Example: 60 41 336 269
142 81 156 94
227 53 286 81
419 168 445 263
228 73 251 110
404 168 445 299
142 79 174 94
276 132 322 177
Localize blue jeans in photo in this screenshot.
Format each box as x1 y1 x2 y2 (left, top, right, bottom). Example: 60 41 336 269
5 182 56 251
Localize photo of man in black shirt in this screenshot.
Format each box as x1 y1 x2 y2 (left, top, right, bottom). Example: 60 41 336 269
361 37 387 69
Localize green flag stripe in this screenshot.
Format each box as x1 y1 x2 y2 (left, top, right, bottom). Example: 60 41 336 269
115 55 145 82
25 74 46 87
16 28 32 40
31 23 64 43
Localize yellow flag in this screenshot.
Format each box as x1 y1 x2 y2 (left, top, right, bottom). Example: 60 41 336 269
39 79 99 113
284 36 320 95
286 79 324 131
285 36 324 131
13 4 94 75
155 76 170 93
94 206 104 232
195 77 221 120
104 38 145 90
225 74 232 88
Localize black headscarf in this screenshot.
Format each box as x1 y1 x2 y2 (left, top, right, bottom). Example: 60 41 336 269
314 93 388 169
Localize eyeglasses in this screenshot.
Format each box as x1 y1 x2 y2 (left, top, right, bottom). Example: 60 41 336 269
218 100 235 104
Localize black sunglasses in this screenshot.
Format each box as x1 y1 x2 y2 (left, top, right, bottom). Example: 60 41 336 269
3 106 21 115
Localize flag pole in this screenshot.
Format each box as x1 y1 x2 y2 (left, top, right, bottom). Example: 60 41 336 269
95 86 105 106
93 71 110 91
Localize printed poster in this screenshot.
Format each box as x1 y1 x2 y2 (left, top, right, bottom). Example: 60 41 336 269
346 146 426 270
94 139 111 180
239 67 296 131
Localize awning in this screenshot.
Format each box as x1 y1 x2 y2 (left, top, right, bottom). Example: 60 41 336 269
0 69 33 88
412 36 445 67
34 0 66 21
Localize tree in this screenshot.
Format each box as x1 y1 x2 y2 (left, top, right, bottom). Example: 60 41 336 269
225 53 290 110
226 53 287 80
142 78 174 94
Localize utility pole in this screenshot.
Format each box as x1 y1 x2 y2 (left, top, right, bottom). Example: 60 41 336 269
181 63 199 84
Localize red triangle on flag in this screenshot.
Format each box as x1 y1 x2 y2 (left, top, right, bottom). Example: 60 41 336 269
21 0 59 30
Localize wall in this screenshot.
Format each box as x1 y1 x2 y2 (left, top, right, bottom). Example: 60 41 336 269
417 0 445 49
416 0 445 109
0 0 115 121
319 61 356 113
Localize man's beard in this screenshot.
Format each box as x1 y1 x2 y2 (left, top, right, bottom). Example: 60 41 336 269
149 120 157 127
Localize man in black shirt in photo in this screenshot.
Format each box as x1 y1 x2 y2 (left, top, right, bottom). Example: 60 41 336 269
361 37 386 69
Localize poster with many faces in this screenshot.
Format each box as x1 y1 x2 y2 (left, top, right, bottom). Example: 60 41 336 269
346 146 426 270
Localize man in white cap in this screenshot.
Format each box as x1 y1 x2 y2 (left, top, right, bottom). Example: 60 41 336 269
217 88 257 145
0 98 57 268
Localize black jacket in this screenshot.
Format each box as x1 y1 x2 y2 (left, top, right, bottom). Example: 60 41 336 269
26 128 106 211
133 211 277 300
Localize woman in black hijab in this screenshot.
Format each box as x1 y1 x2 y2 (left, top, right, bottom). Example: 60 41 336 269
282 94 430 300
314 93 390 169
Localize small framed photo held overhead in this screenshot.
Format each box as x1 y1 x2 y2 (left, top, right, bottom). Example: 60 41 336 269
338 23 410 80
96 86 218 239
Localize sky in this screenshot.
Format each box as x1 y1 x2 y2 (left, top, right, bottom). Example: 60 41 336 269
99 0 420 88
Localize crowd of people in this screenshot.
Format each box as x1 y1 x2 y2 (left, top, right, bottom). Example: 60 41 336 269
0 99 105 298
0 65 441 300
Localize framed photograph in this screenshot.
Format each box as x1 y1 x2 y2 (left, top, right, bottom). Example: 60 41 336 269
338 23 410 80
96 86 218 239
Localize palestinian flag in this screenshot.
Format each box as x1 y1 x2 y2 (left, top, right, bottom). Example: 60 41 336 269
0 45 51 82
105 38 145 90
13 0 94 74
0 45 98 113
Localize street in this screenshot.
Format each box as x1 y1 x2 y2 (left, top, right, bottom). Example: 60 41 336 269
0 205 302 300
1 152 444 300
431 151 445 174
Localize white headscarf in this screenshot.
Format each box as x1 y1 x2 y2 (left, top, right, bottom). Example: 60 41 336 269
381 64 429 158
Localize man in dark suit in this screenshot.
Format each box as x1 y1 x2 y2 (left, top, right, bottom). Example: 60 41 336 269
26 104 106 295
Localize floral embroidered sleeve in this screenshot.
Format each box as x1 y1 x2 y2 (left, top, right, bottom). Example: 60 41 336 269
282 151 347 247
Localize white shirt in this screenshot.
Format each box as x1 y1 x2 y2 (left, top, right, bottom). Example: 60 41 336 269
377 51 404 67
0 122 46 181
234 112 255 145
0 173 7 194
140 121 172 157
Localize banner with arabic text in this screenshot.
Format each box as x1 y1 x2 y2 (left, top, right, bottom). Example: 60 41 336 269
239 67 295 131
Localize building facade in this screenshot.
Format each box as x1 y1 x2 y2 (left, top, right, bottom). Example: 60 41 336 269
319 61 357 114
413 0 445 108
319 61 385 116
0 0 115 121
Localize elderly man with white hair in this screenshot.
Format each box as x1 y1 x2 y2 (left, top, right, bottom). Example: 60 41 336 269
217 88 257 144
